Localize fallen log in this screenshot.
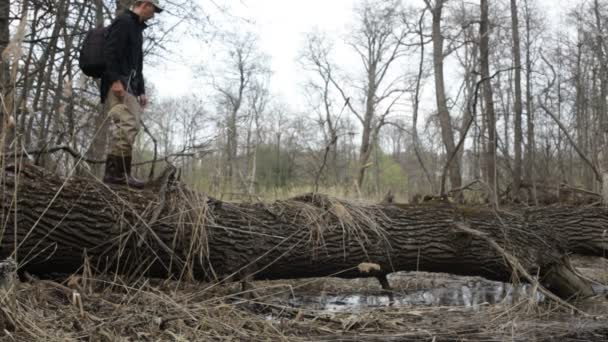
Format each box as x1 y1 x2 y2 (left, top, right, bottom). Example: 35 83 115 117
0 163 603 300
525 207 608 257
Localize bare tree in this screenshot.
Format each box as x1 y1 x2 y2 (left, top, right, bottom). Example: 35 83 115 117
0 0 8 96
0 0 15 149
592 0 608 203
245 79 269 194
523 0 538 204
569 11 597 191
301 32 344 189
304 0 412 190
510 0 524 201
410 8 436 194
424 0 462 192
214 32 269 192
479 0 498 202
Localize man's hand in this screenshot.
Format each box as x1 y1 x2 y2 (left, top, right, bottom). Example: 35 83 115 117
111 80 125 99
138 95 148 108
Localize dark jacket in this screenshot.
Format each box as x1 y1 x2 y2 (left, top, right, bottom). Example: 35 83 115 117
100 10 147 103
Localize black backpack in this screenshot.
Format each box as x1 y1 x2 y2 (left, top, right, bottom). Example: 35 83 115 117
78 27 108 78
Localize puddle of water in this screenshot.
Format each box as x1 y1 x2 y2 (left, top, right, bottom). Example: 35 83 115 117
287 281 545 312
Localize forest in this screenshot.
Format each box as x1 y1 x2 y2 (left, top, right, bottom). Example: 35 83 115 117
0 0 607 340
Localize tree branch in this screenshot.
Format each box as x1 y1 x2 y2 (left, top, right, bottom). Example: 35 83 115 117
538 100 603 184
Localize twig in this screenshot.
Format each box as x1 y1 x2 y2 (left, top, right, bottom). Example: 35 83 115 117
447 179 482 194
5 146 206 167
538 100 602 184
140 119 158 180
313 97 350 192
411 7 436 193
24 145 104 164
313 135 337 193
559 183 601 198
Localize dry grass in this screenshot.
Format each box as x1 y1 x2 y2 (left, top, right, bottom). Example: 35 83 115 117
0 267 606 341
162 186 214 282
275 193 390 260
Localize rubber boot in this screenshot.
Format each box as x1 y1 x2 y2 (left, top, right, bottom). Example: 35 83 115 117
123 156 145 189
103 154 126 185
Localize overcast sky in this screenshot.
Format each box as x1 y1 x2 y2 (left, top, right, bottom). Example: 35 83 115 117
146 0 571 109
147 0 356 106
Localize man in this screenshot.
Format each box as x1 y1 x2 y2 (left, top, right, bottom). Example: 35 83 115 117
101 0 163 188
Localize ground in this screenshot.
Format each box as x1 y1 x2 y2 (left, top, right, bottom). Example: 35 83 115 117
0 256 606 341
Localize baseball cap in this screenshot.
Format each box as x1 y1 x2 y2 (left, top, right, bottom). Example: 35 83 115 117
145 0 164 13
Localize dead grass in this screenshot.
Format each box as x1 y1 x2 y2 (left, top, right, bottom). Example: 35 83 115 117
0 269 606 341
275 193 390 260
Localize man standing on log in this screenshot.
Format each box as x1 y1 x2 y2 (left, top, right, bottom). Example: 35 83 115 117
101 0 163 189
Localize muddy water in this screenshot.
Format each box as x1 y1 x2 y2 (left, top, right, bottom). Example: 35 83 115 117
287 275 545 312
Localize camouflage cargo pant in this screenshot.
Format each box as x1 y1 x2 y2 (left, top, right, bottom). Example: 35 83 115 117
105 90 141 157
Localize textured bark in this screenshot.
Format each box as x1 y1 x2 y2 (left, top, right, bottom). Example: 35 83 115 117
510 0 523 201
479 0 497 202
0 163 603 300
593 0 608 206
523 0 536 204
0 0 8 89
526 207 608 258
603 173 608 207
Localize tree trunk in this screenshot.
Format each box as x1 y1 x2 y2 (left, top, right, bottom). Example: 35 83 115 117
511 0 523 202
0 0 8 90
523 0 537 205
593 0 608 206
525 206 608 257
85 0 109 177
357 72 377 189
574 29 592 190
0 0 9 134
0 163 604 300
429 1 462 192
480 0 497 203
17 3 38 148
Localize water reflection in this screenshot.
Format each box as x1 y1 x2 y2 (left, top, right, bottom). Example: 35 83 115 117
288 281 545 312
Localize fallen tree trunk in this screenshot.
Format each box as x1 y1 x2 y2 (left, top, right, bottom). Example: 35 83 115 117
0 163 604 300
525 207 608 257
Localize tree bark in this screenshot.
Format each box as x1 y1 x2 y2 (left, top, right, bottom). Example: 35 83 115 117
479 0 497 203
525 206 608 258
593 0 608 206
0 0 8 90
523 0 537 205
1 163 604 300
0 0 9 122
427 0 462 192
510 0 523 202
